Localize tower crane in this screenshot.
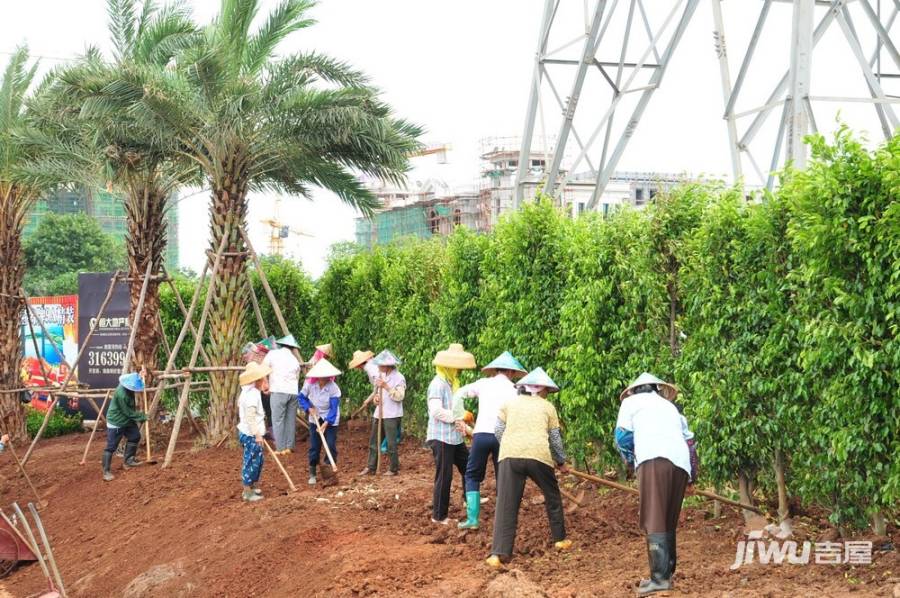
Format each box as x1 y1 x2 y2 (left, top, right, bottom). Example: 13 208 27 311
260 197 312 256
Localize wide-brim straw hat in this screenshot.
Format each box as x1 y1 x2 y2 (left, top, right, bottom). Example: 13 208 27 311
482 351 527 377
619 372 678 401
276 334 301 349
306 358 342 379
515 367 560 393
119 372 145 392
348 349 374 369
372 350 402 367
240 362 272 386
315 343 334 358
433 343 476 369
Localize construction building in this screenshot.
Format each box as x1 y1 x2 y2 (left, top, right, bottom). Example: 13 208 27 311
355 137 688 248
25 187 180 270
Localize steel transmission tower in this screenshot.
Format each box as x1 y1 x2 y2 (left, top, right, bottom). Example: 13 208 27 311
515 0 899 207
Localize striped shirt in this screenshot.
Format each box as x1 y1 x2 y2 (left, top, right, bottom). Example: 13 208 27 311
426 376 462 445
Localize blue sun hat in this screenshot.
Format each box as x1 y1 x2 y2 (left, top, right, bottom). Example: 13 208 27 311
119 372 145 393
372 350 402 367
515 367 560 393
276 334 301 349
482 351 527 378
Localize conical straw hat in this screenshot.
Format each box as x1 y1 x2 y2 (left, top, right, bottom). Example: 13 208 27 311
482 351 527 377
515 367 559 393
276 334 301 349
433 343 476 369
348 349 374 369
239 361 272 386
372 350 402 367
619 372 678 401
306 358 342 379
315 343 334 358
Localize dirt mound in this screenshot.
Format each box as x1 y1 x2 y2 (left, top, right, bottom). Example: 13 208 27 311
0 420 896 597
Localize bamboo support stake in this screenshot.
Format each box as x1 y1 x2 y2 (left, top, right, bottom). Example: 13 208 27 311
263 439 297 492
245 272 269 338
146 248 215 420
142 391 157 465
7 442 45 507
160 266 213 367
567 468 763 515
28 502 66 598
22 301 58 461
121 261 153 375
80 390 112 465
11 503 53 591
163 235 228 467
21 273 119 465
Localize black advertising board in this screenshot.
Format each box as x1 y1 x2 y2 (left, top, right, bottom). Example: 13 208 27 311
77 273 130 394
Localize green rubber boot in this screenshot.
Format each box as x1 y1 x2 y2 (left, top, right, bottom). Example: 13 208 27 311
458 491 480 529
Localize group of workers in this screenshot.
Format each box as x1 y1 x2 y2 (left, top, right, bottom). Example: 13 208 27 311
103 336 697 596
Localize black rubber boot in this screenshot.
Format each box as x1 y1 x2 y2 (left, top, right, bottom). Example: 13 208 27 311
668 531 677 578
102 451 115 481
122 441 143 468
637 533 672 596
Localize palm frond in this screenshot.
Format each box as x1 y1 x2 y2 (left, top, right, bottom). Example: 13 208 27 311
108 0 138 61
244 0 315 74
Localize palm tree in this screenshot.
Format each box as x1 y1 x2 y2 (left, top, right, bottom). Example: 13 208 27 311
25 0 198 381
0 48 42 441
108 0 422 438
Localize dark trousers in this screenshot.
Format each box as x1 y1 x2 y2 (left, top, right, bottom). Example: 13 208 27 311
491 458 566 558
368 417 401 472
261 393 272 428
308 422 338 468
637 457 688 534
430 440 469 521
105 422 141 452
464 432 500 492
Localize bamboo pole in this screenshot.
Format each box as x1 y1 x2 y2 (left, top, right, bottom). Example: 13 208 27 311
245 272 269 338
11 503 53 591
263 439 297 492
7 442 45 507
21 300 58 461
142 391 157 464
121 261 153 375
567 468 763 515
160 266 213 367
80 390 112 465
162 235 228 468
146 246 215 420
28 503 66 598
21 273 119 465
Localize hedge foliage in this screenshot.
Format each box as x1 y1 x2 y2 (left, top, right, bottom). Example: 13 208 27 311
159 131 897 528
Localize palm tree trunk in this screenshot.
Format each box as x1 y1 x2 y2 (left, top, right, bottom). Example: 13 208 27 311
205 177 249 440
0 188 29 442
124 187 167 379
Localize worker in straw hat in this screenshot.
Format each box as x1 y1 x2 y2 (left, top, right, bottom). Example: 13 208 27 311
237 361 272 502
262 335 303 455
348 348 379 414
427 343 476 525
615 373 697 596
486 367 571 569
298 358 343 485
360 350 406 476
452 350 528 530
307 343 334 369
102 371 148 482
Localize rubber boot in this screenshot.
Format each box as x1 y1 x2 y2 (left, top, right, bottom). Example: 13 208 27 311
458 491 481 529
102 451 115 482
308 464 317 485
122 441 143 468
637 533 672 596
667 531 677 578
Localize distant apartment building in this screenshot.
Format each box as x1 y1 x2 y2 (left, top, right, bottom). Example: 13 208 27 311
26 187 180 270
355 137 690 248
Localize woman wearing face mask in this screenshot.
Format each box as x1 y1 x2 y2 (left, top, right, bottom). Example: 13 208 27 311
486 367 572 569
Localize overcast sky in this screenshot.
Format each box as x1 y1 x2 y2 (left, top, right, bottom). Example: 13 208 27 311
2 0 895 277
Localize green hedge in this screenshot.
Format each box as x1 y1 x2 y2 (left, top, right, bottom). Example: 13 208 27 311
26 406 83 439
158 131 898 529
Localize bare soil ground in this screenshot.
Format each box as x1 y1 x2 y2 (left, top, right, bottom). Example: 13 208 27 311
0 420 896 597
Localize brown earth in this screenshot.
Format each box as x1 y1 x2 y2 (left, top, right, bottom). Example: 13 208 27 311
0 420 896 597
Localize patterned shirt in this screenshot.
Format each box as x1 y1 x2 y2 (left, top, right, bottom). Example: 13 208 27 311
496 394 562 467
426 376 462 445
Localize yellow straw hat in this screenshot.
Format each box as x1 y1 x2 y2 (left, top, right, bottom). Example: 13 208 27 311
315 343 334 358
348 349 374 370
619 372 678 401
433 343 476 369
239 361 272 386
